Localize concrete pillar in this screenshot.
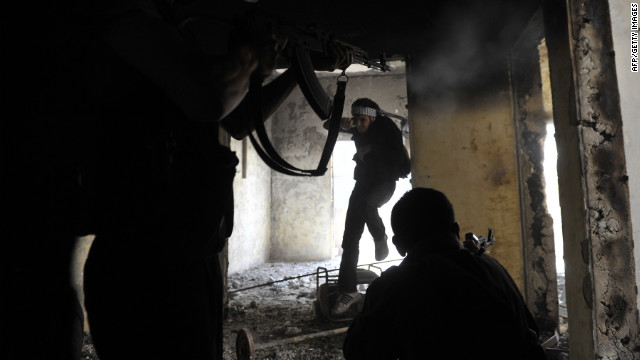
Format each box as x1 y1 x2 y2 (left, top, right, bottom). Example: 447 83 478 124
543 0 640 358
608 0 640 322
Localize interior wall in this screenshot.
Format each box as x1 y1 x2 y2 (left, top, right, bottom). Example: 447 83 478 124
543 0 640 357
406 78 525 290
269 65 408 262
268 82 335 262
227 135 272 274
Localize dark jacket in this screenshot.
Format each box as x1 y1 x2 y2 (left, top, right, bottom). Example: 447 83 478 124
350 116 408 183
343 234 547 360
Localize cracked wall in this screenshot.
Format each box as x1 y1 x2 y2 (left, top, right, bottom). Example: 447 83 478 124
570 1 639 357
544 0 640 358
609 0 640 324
228 133 272 274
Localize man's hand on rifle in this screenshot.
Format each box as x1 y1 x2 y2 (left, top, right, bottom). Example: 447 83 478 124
310 41 354 72
228 22 288 78
340 117 354 130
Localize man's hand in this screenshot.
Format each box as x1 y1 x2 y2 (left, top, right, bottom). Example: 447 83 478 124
254 33 288 77
310 41 354 72
340 117 354 131
228 20 288 78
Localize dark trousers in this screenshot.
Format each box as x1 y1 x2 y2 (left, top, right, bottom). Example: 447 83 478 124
338 180 396 293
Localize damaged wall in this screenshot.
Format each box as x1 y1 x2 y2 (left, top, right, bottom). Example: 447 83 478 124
406 77 525 290
269 89 334 261
227 134 272 274
543 0 640 358
609 0 640 318
510 8 559 336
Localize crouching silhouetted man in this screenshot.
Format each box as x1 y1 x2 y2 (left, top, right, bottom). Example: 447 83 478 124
343 188 547 360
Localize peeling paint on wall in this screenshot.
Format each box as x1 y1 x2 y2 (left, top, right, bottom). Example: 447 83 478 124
609 0 640 322
564 0 639 357
543 0 640 353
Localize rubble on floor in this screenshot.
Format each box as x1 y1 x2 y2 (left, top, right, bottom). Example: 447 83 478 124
80 260 570 359
223 259 350 359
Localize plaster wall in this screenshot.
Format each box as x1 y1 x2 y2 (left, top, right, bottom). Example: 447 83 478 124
406 85 525 290
227 136 272 274
565 1 639 355
608 0 640 317
544 0 640 357
269 84 334 262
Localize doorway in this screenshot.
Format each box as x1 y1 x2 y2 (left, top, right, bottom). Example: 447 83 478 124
331 140 412 271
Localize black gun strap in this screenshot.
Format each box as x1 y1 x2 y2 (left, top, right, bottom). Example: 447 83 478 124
247 131 311 176
248 76 309 175
246 69 346 177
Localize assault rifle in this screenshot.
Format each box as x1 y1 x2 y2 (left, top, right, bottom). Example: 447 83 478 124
231 9 391 120
463 228 496 255
172 6 392 176
228 9 392 176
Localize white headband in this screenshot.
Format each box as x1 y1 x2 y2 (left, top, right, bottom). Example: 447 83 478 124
351 106 377 117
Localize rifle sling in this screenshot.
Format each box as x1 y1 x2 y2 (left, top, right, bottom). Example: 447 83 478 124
246 67 346 177
292 47 333 120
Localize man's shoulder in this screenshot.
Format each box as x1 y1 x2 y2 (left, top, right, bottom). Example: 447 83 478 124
369 264 411 288
376 255 451 283
375 116 400 130
376 264 403 281
476 253 512 275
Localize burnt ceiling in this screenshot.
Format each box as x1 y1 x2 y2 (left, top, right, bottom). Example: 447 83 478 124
218 0 542 61
212 0 543 91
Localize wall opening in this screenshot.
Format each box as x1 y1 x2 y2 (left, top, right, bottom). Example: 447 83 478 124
332 140 412 273
542 122 568 337
539 38 568 336
542 124 564 275
510 14 563 336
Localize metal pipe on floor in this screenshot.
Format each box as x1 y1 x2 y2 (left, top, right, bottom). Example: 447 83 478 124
236 327 349 360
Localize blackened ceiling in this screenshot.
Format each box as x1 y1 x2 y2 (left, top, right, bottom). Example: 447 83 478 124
4 0 543 95
213 0 543 91
233 0 542 60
